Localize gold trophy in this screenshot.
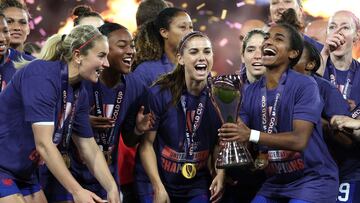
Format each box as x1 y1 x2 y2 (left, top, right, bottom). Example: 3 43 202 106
209 75 254 169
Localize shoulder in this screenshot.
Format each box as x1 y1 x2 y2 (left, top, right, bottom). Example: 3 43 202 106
288 69 317 87
22 60 61 76
9 48 34 61
133 60 162 73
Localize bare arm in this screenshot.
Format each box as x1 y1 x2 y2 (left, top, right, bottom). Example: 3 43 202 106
72 135 120 203
219 119 314 152
138 131 169 203
32 124 103 203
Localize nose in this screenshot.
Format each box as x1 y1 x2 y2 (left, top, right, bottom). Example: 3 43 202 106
254 48 262 59
102 57 109 68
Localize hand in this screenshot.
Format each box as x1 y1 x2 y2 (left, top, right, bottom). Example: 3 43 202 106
323 26 346 54
72 188 106 203
89 115 114 129
209 170 225 203
135 106 155 134
107 187 121 203
347 99 356 111
153 186 170 203
331 115 360 130
218 119 250 142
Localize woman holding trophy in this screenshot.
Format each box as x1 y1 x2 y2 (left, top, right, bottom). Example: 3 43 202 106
219 23 339 202
137 31 225 203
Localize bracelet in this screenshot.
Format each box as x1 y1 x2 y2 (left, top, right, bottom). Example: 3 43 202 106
249 129 260 143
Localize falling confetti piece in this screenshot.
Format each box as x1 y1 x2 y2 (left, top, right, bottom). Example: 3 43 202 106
26 0 34 4
36 5 41 11
29 20 34 30
221 9 227 20
226 59 234 66
196 3 206 10
181 3 188 9
244 0 256 5
219 38 228 47
199 25 206 31
237 2 246 7
39 28 46 37
34 16 42 25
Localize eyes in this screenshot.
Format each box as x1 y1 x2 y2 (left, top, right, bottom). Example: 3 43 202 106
116 41 135 50
178 24 193 31
6 18 28 25
188 48 212 55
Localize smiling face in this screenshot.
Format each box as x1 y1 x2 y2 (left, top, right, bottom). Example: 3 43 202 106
243 33 266 78
270 0 302 23
3 7 29 48
327 11 359 57
178 36 213 83
262 25 299 69
107 28 135 74
78 38 109 83
0 17 10 56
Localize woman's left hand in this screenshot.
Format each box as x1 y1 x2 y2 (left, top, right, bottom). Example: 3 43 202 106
135 106 155 134
209 170 225 203
107 187 121 203
218 119 251 142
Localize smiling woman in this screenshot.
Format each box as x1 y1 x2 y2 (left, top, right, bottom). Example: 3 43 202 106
0 25 121 203
136 31 225 203
0 0 30 53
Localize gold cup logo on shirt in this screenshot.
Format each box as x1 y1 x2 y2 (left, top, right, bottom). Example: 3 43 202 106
181 163 197 179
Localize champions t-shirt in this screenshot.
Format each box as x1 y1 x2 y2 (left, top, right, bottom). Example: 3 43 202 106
323 59 360 181
135 86 221 197
0 60 92 183
240 70 338 202
0 48 34 91
69 73 145 185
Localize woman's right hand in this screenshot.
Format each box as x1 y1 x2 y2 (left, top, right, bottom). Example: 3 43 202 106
72 188 106 203
89 115 115 129
153 186 170 203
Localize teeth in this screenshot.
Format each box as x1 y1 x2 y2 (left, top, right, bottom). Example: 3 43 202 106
252 62 262 66
263 48 276 55
195 64 207 68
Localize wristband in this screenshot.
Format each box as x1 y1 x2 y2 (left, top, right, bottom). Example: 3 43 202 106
249 129 260 143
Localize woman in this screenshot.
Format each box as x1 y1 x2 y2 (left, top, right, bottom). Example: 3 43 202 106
319 11 360 111
241 29 266 88
132 7 193 86
0 25 119 203
137 31 224 203
0 0 30 53
319 10 360 203
219 23 338 203
72 4 104 28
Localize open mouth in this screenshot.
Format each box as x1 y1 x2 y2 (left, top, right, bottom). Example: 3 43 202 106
252 62 263 66
0 44 6 51
122 57 132 66
195 64 207 72
262 48 277 57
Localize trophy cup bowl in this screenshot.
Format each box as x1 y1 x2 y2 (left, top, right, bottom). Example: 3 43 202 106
209 75 254 169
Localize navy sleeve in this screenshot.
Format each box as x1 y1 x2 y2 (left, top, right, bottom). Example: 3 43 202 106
293 79 323 124
22 75 58 123
73 86 93 138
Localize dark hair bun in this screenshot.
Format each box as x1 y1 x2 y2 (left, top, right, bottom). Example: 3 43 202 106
72 5 93 17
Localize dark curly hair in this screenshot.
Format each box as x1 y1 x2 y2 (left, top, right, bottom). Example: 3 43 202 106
72 5 103 26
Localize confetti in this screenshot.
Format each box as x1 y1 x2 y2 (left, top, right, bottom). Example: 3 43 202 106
26 0 34 4
196 3 206 10
221 9 227 20
34 16 42 25
39 28 46 37
181 3 188 9
199 25 207 31
236 2 246 7
219 38 228 47
29 20 34 30
226 59 234 66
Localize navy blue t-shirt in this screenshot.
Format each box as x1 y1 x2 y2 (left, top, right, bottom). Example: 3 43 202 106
0 60 92 183
135 86 221 198
69 73 146 185
240 70 338 202
323 58 360 181
0 48 34 91
304 35 323 52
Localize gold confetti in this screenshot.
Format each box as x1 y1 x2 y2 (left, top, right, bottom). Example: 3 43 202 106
199 25 207 31
221 9 227 20
196 3 206 10
181 3 188 9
